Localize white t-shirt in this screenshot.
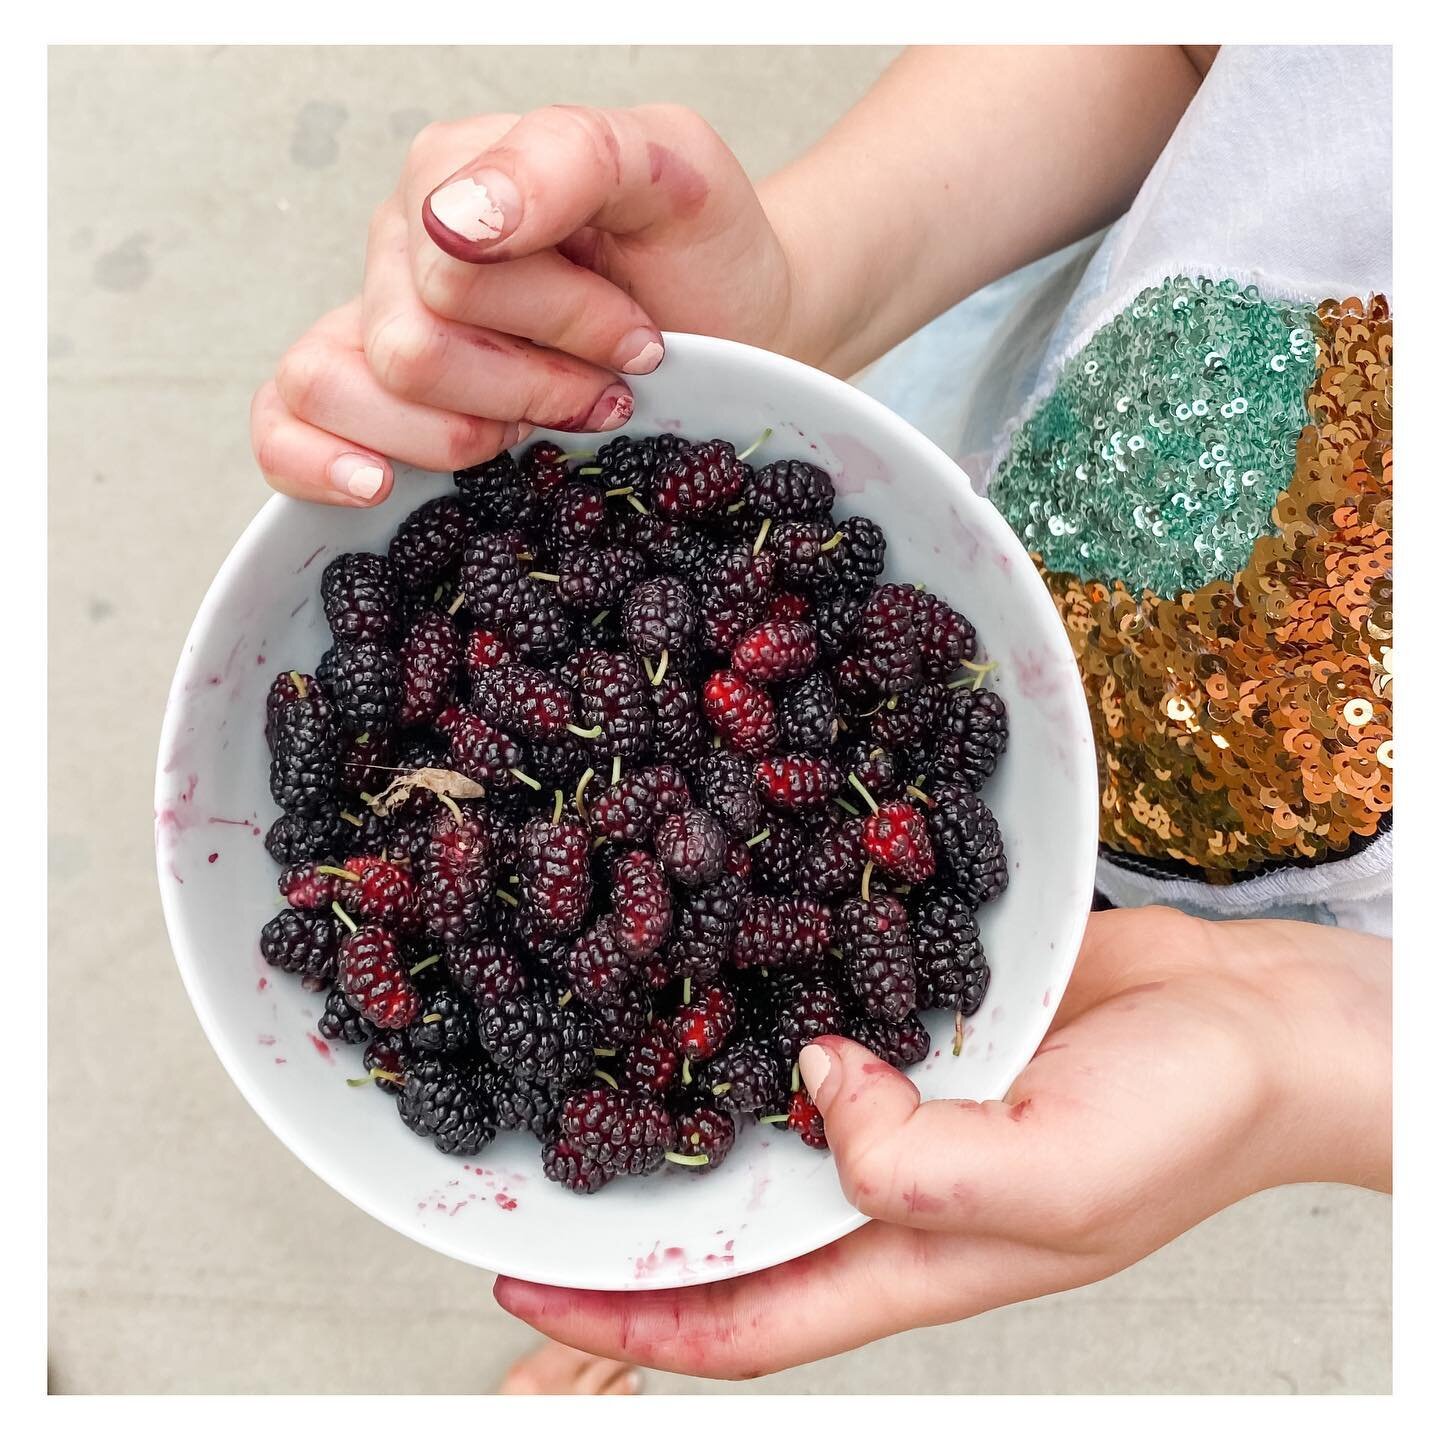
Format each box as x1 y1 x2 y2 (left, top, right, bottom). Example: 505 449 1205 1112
859 45 1393 935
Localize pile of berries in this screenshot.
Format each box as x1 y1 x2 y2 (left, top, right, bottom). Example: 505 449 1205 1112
258 433 1008 1193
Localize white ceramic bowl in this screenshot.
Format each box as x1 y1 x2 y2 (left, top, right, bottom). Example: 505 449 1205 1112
155 332 1097 1291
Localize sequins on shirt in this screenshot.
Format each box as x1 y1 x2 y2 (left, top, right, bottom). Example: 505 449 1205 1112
992 285 1392 880
991 275 1317 596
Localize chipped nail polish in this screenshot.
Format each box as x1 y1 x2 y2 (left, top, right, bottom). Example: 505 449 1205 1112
330 453 386 502
617 330 665 376
425 168 520 245
583 384 634 432
798 1043 831 1098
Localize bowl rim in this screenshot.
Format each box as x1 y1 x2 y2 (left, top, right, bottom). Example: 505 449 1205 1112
154 329 1098 1288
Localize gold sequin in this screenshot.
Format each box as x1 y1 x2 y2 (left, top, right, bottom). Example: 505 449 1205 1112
1036 295 1393 878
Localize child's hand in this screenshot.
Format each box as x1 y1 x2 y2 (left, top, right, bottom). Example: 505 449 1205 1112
492 907 1391 1379
251 106 793 505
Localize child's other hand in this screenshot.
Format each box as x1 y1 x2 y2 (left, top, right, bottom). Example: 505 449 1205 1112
251 106 792 505
491 906 1391 1379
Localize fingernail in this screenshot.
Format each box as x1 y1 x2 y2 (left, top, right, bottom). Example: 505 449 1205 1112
798 1043 831 1100
330 453 387 503
515 423 536 443
583 384 634 432
424 168 521 247
617 329 665 376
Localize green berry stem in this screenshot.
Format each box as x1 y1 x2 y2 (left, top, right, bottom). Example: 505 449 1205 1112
847 772 881 814
574 766 596 819
736 426 773 463
330 901 358 933
665 1152 710 1166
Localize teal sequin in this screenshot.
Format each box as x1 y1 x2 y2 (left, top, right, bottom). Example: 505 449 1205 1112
990 276 1318 595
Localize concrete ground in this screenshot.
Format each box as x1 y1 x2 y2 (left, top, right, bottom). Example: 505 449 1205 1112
47 45 1391 1394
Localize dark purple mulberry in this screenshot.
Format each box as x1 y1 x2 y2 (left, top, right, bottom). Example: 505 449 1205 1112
930 784 1008 907
837 894 917 1023
321 553 399 642
730 896 833 971
744 459 835 519
387 496 471 592
518 815 592 936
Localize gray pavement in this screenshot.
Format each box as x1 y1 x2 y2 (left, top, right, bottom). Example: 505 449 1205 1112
47 44 1391 1394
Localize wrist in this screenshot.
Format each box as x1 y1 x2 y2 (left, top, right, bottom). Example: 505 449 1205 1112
756 172 892 376
754 178 833 370
1237 919 1392 1193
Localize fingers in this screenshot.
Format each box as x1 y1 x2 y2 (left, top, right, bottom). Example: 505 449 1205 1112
408 243 666 377
494 1222 931 1381
496 1222 1117 1381
250 382 393 507
273 308 522 474
362 206 638 428
419 103 721 263
797 1037 1093 1241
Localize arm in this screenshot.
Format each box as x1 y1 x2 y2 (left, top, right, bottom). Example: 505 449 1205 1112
762 45 1210 374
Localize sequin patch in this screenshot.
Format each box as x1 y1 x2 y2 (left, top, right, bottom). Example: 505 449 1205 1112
991 275 1316 595
1028 294 1392 879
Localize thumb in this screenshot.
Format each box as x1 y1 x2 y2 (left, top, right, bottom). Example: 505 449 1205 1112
798 1037 923 1196
422 104 723 264
799 1035 1082 1236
